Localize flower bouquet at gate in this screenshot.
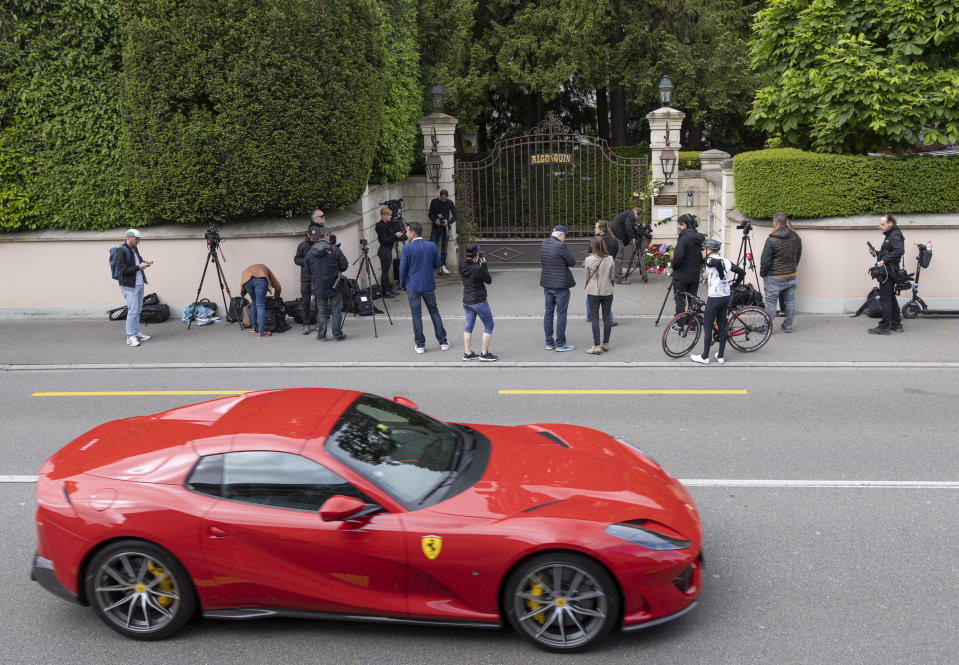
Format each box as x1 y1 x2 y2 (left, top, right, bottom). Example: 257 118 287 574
644 243 672 274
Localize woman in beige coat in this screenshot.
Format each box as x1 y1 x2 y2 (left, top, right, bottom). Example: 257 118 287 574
584 236 616 354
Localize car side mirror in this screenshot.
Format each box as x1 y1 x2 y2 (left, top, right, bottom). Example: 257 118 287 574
392 396 419 410
319 495 379 522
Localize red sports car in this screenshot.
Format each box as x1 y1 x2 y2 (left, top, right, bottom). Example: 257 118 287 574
32 388 702 652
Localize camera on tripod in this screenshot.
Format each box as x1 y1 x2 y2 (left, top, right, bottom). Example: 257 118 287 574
359 238 368 251
633 221 653 241
205 223 222 250
736 221 753 233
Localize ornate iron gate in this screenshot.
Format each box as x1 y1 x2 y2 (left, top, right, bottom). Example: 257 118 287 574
456 113 647 266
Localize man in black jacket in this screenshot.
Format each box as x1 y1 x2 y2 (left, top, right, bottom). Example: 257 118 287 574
293 211 325 334
669 214 704 315
868 213 905 335
760 212 802 333
305 225 349 341
428 189 457 274
610 206 642 283
540 225 576 352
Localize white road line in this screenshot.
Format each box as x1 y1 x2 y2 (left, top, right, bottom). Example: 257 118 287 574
4 361 959 371
2 476 957 488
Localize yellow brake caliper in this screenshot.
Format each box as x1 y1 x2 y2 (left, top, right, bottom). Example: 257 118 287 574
147 561 174 607
525 574 546 624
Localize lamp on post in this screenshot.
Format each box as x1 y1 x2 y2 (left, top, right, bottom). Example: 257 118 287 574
431 83 446 113
425 126 442 187
658 75 673 106
660 148 677 186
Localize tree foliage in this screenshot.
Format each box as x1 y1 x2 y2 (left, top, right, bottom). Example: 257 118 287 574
748 0 959 154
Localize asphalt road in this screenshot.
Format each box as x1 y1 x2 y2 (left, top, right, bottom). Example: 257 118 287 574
4 364 959 664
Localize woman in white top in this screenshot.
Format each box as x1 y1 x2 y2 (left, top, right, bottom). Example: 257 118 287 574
584 236 617 355
692 238 745 365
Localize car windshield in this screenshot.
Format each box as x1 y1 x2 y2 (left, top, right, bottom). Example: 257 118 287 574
324 394 464 508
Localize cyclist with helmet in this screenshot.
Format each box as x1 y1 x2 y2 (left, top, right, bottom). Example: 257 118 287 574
692 238 745 365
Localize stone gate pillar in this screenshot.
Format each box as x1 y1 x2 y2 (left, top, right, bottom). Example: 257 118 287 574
418 112 459 268
645 106 685 240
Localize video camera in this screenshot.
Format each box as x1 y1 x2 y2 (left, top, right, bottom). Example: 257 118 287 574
736 221 753 234
205 223 222 251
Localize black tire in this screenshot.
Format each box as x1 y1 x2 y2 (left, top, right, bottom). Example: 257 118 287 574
662 312 702 358
901 302 920 319
727 306 772 353
503 552 620 653
85 540 196 640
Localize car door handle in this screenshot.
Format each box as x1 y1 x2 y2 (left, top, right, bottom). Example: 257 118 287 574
208 526 228 538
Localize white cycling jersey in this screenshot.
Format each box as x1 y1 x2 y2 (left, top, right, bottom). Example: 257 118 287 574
702 255 734 298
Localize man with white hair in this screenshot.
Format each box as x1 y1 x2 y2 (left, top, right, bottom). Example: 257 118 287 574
540 225 576 352
114 229 153 347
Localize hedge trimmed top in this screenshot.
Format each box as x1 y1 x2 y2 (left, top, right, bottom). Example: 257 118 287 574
734 148 959 219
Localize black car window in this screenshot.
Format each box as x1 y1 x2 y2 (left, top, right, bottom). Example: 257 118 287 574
325 394 461 507
186 451 370 512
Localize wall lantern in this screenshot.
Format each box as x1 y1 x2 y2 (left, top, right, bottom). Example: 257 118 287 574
426 126 442 187
431 83 446 113
660 148 677 186
686 191 694 207
658 75 673 106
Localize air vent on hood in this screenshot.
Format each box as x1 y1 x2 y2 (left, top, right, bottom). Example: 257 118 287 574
535 431 569 448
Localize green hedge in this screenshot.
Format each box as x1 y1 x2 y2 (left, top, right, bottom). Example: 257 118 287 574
368 0 419 184
1 0 133 231
119 0 389 225
734 148 959 219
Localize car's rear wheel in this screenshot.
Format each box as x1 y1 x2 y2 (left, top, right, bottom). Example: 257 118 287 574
503 552 619 652
85 540 196 640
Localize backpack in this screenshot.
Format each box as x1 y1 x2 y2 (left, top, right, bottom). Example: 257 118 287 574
140 303 170 323
851 287 882 318
730 282 764 308
227 296 248 324
109 244 131 281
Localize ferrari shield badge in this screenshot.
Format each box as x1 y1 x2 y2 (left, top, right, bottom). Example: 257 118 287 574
421 535 442 560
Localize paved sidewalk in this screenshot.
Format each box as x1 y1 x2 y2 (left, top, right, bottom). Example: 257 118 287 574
2 270 957 366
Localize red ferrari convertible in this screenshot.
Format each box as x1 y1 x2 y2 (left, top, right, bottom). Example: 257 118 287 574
32 388 701 651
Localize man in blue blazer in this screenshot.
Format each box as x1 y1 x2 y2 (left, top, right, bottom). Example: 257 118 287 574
399 221 450 353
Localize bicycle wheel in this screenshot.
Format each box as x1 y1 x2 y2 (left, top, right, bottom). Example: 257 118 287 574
727 306 772 353
661 312 703 358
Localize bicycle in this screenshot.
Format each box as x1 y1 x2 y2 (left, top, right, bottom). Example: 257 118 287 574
661 292 772 358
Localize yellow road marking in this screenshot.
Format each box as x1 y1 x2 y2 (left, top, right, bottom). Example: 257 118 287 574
31 390 250 397
499 389 747 395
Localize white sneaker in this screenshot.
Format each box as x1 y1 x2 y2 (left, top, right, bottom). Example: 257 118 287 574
441 265 450 274
440 343 451 351
136 333 151 341
690 353 708 365
415 346 425 354
714 353 725 365
126 336 140 347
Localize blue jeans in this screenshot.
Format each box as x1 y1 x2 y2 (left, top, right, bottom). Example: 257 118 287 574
408 290 447 348
463 301 494 334
543 288 571 347
243 277 268 333
430 224 449 265
316 291 344 339
764 275 797 329
120 284 144 337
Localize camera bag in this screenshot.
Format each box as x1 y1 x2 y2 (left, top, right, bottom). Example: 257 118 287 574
851 287 882 318
730 283 764 308
140 303 170 323
226 296 248 324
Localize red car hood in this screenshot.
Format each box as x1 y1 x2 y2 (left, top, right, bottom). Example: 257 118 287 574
431 423 699 536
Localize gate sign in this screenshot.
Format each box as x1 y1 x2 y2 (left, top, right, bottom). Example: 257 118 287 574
530 153 573 165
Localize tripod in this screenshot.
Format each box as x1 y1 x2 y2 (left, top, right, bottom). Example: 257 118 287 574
623 236 651 283
733 223 762 292
188 237 234 331
351 241 392 337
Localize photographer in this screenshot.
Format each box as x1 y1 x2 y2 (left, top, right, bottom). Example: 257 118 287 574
868 213 905 335
609 206 641 283
115 229 153 348
669 214 704 315
760 212 802 333
459 243 497 361
374 205 402 298
428 189 457 274
305 225 349 341
293 211 325 334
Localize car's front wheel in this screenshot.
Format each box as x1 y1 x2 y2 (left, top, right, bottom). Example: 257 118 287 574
503 552 620 652
85 540 196 640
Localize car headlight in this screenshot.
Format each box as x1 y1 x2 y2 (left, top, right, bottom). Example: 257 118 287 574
605 520 691 551
613 436 671 474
